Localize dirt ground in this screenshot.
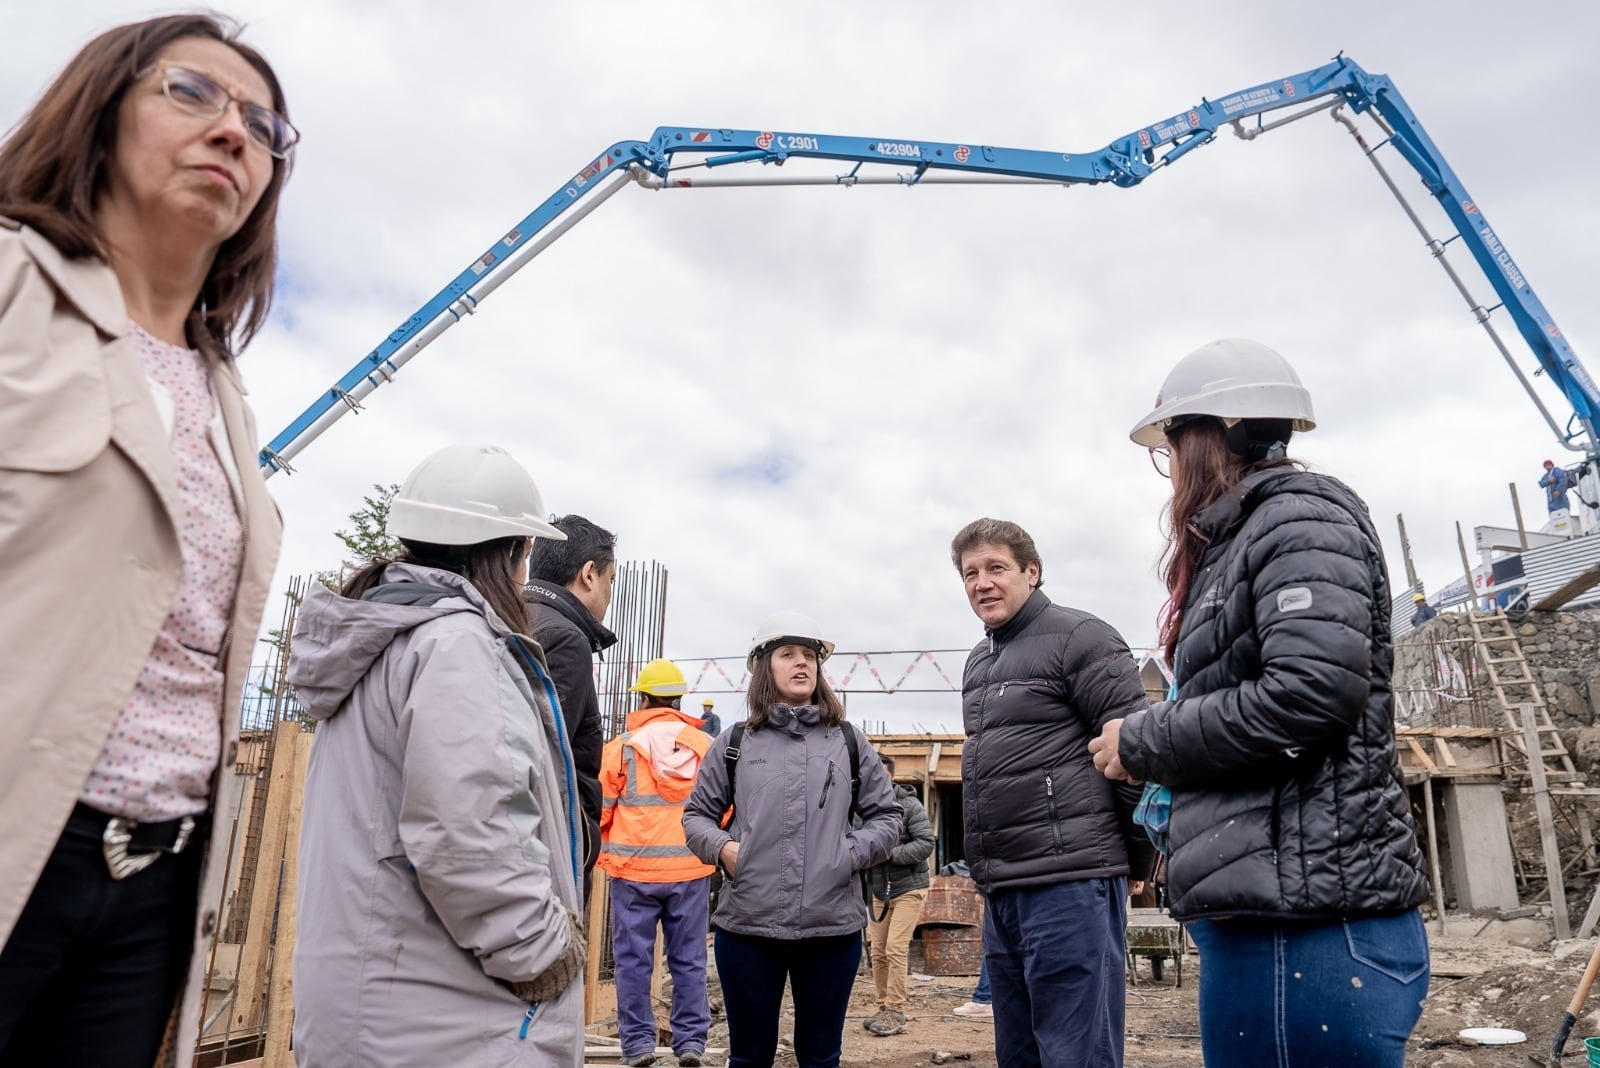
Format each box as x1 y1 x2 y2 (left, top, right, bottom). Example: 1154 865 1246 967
614 913 1599 1067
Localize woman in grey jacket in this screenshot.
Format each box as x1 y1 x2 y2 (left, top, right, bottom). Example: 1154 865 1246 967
683 611 901 1068
289 445 587 1068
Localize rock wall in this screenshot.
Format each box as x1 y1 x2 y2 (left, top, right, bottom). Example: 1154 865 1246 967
1399 608 1600 728
1398 607 1600 778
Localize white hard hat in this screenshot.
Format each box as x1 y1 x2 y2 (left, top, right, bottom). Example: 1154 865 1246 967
1129 338 1316 447
747 609 835 671
387 444 567 546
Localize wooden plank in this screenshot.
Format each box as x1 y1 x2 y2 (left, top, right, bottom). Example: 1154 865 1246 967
1579 876 1600 939
1522 705 1571 939
1533 562 1600 612
584 869 610 1025
232 723 299 1034
1404 737 1437 773
263 729 313 1068
1433 736 1459 769
1422 778 1447 937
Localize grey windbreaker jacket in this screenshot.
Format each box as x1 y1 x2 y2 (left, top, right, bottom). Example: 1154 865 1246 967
683 717 901 939
288 564 584 1067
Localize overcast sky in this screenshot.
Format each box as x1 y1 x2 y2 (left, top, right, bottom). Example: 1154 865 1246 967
8 2 1598 732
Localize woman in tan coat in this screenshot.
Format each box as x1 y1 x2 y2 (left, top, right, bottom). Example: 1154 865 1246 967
0 14 291 1067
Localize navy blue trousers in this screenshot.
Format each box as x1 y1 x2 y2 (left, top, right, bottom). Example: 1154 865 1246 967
985 877 1127 1068
713 928 860 1068
1188 909 1429 1067
610 876 711 1057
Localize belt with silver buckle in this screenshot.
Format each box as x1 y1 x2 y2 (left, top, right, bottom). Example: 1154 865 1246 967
71 802 200 880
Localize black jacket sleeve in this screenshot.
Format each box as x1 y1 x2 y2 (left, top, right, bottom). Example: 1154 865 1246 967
1062 617 1157 881
537 624 604 873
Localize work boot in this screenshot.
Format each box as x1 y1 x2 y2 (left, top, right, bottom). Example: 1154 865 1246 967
676 1051 704 1067
865 1008 908 1036
619 1055 656 1067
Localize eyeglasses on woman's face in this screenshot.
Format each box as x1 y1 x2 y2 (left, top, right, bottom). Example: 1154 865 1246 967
1149 443 1172 479
150 62 299 160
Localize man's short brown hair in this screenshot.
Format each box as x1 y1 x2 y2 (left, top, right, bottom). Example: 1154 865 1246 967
950 518 1044 587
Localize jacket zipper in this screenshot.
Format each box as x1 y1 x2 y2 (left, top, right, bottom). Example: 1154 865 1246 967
819 762 836 810
1045 774 1066 855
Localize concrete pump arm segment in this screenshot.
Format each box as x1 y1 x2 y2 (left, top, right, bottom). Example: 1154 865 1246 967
258 54 1595 477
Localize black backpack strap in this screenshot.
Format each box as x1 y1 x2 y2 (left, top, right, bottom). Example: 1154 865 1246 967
720 723 746 830
843 723 861 821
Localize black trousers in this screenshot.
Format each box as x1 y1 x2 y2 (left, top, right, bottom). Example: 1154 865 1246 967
0 812 203 1067
713 928 861 1068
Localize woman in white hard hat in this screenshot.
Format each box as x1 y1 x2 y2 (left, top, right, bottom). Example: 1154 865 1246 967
289 444 585 1068
1089 339 1430 1066
683 611 901 1068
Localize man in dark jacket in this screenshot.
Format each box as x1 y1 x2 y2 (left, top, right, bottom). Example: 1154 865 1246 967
864 754 936 1037
525 515 618 902
952 517 1153 1068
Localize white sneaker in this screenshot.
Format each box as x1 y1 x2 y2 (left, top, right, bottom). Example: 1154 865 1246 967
952 1001 993 1018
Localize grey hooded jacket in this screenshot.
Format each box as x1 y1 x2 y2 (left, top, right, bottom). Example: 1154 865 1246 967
683 716 901 939
288 564 584 1067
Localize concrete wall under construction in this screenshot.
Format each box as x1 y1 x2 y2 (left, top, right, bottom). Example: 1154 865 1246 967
1440 782 1519 911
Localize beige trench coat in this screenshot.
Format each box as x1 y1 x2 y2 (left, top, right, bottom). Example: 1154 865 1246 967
0 219 283 1067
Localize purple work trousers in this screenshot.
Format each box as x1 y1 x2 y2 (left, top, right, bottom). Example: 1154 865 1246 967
611 875 712 1057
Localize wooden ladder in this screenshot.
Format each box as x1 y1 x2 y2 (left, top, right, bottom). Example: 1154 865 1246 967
1467 609 1580 782
1467 608 1600 938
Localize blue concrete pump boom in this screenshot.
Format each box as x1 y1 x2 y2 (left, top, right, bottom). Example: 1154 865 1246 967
258 54 1596 476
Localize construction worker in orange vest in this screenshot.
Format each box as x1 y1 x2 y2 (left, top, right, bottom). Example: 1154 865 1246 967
600 659 716 1067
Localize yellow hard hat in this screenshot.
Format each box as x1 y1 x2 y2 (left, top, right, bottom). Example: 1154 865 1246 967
1413 592 1427 602
629 658 688 697
701 697 714 706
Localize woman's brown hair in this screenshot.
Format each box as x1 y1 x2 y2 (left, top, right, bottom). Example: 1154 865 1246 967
744 646 845 729
0 13 292 355
1158 418 1293 664
341 537 532 635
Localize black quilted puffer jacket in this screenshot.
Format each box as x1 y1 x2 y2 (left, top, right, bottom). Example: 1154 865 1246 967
1118 468 1429 922
962 591 1155 894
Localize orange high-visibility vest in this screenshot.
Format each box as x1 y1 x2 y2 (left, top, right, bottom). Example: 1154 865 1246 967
598 706 716 883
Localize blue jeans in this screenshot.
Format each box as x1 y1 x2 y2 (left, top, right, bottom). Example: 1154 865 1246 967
986 877 1127 1068
714 929 860 1068
1187 910 1429 1067
971 957 991 1004
610 876 711 1057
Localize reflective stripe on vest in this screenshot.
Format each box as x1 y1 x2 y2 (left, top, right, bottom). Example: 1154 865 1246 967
621 748 675 807
600 841 697 859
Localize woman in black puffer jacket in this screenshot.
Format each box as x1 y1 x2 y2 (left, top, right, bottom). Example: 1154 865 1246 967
1090 339 1430 1068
